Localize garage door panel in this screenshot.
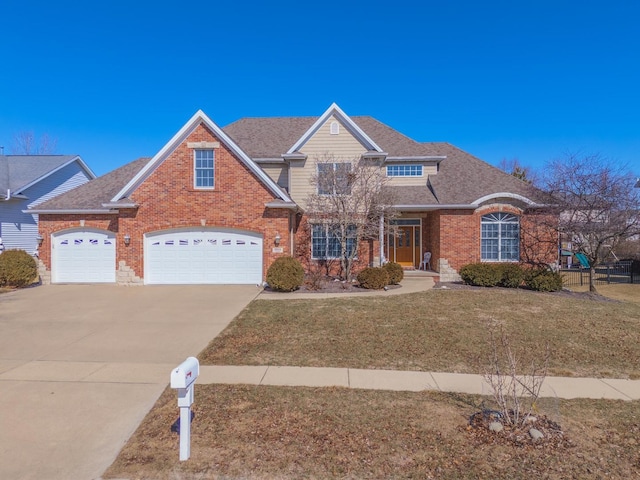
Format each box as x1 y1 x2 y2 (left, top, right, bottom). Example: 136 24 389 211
53 231 116 283
145 230 263 285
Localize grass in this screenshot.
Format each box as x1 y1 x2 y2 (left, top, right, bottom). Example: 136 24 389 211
199 288 640 379
105 285 640 479
104 385 640 480
568 283 640 304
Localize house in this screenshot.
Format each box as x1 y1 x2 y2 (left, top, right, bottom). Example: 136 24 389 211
32 104 556 285
0 155 95 254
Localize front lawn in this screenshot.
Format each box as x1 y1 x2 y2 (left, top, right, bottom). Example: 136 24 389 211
199 289 640 379
104 385 640 480
104 288 640 479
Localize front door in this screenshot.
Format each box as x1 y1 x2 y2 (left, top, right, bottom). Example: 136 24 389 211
388 222 421 267
395 226 414 265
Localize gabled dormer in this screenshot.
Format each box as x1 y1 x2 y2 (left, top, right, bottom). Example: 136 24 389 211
283 103 387 204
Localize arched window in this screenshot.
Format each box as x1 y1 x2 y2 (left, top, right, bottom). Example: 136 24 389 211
481 212 520 261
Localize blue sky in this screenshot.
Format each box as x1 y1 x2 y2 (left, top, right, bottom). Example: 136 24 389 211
1 1 638 177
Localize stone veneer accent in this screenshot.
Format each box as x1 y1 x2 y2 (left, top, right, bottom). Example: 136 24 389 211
437 258 461 282
37 259 51 285
117 260 143 286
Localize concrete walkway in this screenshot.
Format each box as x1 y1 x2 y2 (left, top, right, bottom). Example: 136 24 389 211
3 278 637 480
10 360 638 401
0 285 262 480
196 365 640 401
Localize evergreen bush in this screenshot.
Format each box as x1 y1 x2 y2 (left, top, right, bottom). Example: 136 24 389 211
0 250 38 288
382 262 404 285
497 263 525 288
459 263 501 287
524 268 563 292
266 256 305 292
357 267 389 290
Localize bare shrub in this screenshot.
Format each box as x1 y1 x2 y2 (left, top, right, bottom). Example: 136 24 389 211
483 322 550 427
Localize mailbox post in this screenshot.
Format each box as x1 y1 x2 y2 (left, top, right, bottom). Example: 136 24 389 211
170 356 200 461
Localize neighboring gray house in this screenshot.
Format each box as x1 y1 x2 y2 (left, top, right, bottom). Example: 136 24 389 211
0 155 95 254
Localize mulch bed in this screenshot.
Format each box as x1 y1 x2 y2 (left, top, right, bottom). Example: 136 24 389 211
262 275 402 294
466 411 573 450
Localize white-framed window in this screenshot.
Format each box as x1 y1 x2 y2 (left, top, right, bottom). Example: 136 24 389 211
317 162 352 195
386 164 423 177
481 212 520 262
194 149 214 189
312 224 356 259
330 121 340 135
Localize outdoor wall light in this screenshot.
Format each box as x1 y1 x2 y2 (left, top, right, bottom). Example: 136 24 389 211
36 234 44 246
274 233 281 246
124 234 131 246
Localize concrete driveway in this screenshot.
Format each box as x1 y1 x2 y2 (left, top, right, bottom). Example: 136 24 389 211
0 284 261 480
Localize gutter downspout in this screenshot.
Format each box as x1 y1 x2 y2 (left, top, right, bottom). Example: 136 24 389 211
4 189 10 201
289 212 295 255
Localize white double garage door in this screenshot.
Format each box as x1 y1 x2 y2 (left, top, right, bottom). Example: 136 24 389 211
52 228 263 284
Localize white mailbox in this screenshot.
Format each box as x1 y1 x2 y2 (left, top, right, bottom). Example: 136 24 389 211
171 356 199 390
170 356 200 461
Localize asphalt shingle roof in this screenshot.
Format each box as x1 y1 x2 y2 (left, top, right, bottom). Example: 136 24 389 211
224 116 542 206
0 155 80 192
33 157 152 210
425 143 541 205
223 117 317 158
34 113 543 211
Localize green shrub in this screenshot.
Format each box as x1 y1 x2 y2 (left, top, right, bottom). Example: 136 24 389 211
524 268 563 292
382 262 404 285
357 267 389 290
497 263 525 288
266 256 305 292
459 263 501 287
0 249 38 288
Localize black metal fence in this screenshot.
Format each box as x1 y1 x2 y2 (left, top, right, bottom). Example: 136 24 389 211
561 260 640 286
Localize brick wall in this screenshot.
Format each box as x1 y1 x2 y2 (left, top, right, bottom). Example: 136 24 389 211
432 204 559 274
39 123 291 283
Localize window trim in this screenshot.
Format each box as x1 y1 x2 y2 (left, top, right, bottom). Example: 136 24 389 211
480 212 520 262
193 149 215 190
386 164 423 177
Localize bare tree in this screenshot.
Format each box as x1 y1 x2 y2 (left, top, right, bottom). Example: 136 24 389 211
11 131 58 155
498 157 537 185
305 155 397 281
541 153 640 292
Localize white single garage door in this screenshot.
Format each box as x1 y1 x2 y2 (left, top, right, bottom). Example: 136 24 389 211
52 230 116 283
145 229 263 284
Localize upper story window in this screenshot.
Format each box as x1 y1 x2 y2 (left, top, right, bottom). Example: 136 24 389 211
330 121 340 135
317 162 352 195
194 149 214 189
386 165 423 177
481 212 520 262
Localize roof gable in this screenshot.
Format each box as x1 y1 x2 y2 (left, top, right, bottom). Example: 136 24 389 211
30 157 153 212
0 155 95 195
287 103 384 154
112 110 292 203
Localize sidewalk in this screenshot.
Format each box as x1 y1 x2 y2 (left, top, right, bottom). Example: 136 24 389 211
196 365 640 401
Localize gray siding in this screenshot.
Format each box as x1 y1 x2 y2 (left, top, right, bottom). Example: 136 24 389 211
0 162 91 253
0 198 38 253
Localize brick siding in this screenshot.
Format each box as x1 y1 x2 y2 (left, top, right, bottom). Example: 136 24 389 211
39 124 291 283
